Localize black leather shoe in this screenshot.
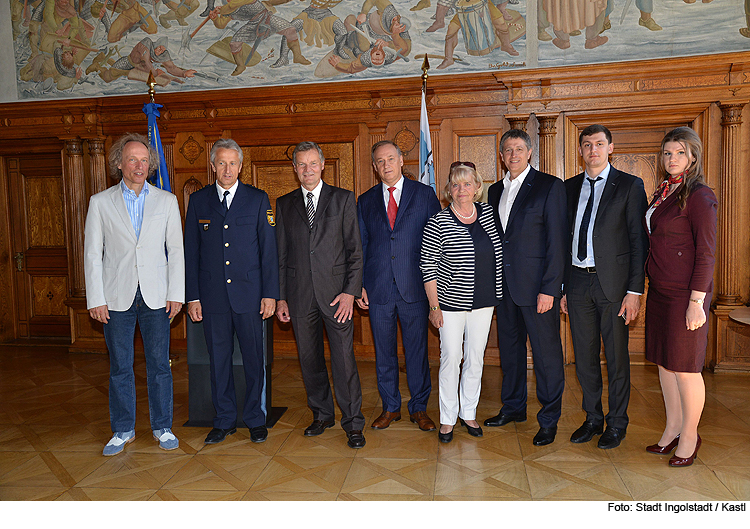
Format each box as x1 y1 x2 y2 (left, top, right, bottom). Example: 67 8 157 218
304 419 335 436
249 425 268 443
347 430 366 449
570 420 604 443
438 429 453 443
598 426 626 449
459 418 483 437
205 427 236 444
533 426 557 446
484 412 527 427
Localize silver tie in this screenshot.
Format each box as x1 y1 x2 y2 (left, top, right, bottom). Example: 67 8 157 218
306 191 315 228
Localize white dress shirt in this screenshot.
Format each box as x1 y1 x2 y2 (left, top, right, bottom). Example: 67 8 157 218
301 179 324 212
572 163 610 268
498 164 531 231
382 175 404 210
216 179 239 209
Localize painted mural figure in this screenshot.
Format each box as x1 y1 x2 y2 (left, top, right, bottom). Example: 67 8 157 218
602 0 661 33
19 45 84 90
86 36 196 85
37 0 94 59
207 0 310 75
344 0 411 58
91 0 158 43
158 0 200 29
742 0 750 38
543 0 609 50
436 0 518 70
328 36 398 73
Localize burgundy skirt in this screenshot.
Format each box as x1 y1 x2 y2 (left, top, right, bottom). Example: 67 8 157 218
645 285 711 373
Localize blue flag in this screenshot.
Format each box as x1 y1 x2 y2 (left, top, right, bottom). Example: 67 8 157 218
419 91 435 191
143 102 172 192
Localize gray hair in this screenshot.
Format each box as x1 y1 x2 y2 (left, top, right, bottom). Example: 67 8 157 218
211 138 244 165
371 140 402 164
500 128 532 151
108 133 159 180
292 141 325 165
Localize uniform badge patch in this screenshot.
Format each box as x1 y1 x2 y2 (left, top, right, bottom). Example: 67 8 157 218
267 209 275 226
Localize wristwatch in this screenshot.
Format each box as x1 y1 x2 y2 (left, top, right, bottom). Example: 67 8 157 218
430 306 439 311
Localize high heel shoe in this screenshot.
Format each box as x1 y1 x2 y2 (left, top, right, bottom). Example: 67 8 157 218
669 435 702 467
646 434 680 454
459 418 483 437
438 427 453 443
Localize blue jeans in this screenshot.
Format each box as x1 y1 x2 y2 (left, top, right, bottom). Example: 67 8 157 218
103 286 173 432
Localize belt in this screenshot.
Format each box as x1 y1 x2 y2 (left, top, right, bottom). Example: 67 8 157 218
574 265 597 274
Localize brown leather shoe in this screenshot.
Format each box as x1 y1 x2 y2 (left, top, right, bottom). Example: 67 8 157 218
410 411 436 432
371 410 401 429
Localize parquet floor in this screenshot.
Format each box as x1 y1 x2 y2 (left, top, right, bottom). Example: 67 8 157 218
1 344 749 503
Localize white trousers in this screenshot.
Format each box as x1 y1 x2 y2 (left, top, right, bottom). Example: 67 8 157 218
438 306 494 425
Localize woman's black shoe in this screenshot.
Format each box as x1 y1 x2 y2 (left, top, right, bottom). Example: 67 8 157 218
460 418 483 437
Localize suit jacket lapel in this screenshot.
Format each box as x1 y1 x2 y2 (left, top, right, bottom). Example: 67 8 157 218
226 182 248 220
568 173 585 230
594 168 619 224
506 166 535 231
110 185 137 242
393 178 415 229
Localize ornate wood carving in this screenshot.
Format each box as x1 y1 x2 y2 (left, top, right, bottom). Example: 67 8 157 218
716 102 747 306
183 177 203 216
537 114 558 176
63 139 86 297
506 115 528 131
87 138 107 196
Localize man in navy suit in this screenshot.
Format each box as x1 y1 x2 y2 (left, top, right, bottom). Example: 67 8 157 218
184 138 279 445
484 129 568 446
356 140 441 432
561 124 648 449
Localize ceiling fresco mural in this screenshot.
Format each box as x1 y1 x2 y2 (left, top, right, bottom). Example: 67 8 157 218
8 0 750 100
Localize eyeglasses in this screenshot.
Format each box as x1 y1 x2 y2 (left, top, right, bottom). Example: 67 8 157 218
450 161 476 170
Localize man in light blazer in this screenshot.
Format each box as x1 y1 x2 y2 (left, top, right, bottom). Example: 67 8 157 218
484 128 568 446
561 124 648 449
84 133 184 456
275 141 366 449
184 139 279 445
356 140 441 432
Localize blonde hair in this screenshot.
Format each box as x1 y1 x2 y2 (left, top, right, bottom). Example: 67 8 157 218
657 127 705 210
443 164 484 203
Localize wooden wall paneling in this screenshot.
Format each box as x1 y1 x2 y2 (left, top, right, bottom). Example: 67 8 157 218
0 158 17 341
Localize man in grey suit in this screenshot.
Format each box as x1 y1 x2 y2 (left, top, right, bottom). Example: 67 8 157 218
84 133 184 456
275 141 366 449
561 124 648 449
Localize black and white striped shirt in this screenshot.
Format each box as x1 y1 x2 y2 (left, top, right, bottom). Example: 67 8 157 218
420 203 503 311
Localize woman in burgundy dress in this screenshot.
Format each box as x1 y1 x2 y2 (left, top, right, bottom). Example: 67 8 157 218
644 127 717 467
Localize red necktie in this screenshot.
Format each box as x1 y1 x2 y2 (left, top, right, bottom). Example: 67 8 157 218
387 186 398 229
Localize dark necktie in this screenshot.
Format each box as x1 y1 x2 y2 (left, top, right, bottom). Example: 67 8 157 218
221 190 230 213
306 191 315 228
387 186 398 229
577 177 601 262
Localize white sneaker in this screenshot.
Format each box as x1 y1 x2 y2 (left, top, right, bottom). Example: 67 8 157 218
103 430 135 456
153 428 179 450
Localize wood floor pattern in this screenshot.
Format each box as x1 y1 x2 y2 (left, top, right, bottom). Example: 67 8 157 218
1 344 749 501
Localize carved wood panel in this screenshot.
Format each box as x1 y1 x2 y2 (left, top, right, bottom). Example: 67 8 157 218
7 154 71 339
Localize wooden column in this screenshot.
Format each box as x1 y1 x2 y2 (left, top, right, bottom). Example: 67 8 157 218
716 102 746 306
87 138 107 196
163 143 175 190
506 115 528 131
63 138 87 298
537 114 558 175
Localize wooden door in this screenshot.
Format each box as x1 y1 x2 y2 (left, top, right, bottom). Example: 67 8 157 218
6 154 70 338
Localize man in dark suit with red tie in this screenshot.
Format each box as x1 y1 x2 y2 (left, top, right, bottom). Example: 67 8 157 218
356 140 441 432
275 141 366 449
484 129 568 446
561 124 648 449
184 138 279 445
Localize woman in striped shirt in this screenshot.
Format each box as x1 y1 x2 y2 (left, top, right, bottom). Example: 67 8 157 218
421 162 503 443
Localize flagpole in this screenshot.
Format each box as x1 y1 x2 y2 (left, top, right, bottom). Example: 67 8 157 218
147 72 156 104
421 55 429 94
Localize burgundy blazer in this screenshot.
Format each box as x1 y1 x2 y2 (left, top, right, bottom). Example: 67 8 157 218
644 183 717 293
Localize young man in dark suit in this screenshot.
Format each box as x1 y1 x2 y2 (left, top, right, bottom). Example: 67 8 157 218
356 140 441 432
484 129 568 446
275 141 366 449
561 124 648 449
184 138 279 445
